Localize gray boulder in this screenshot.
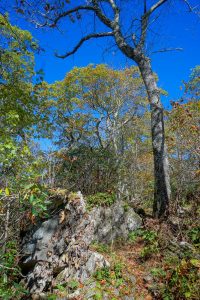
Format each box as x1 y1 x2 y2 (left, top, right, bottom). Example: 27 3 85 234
20 192 141 297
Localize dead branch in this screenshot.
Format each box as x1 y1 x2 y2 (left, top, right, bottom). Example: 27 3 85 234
52 5 95 26
152 47 183 54
55 32 114 58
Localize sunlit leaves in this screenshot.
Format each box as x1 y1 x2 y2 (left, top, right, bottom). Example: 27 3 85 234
166 66 200 198
0 15 47 192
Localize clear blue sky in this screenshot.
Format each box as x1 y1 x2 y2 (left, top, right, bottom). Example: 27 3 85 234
8 0 200 111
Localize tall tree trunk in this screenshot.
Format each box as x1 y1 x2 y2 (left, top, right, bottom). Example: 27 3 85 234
136 54 171 218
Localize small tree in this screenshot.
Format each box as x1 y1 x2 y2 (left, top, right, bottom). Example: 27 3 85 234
167 66 200 201
48 64 147 195
0 13 37 184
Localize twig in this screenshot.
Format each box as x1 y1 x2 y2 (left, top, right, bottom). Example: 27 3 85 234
0 264 26 277
152 47 183 54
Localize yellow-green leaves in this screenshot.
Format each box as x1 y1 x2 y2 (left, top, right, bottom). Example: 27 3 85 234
0 15 48 196
5 188 10 196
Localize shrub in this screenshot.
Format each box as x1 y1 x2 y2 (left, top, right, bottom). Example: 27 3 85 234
86 192 116 209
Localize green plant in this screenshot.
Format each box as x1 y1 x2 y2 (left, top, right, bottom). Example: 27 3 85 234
0 241 29 299
93 291 103 300
113 262 123 279
47 295 57 300
95 267 111 281
123 203 130 212
150 267 166 278
130 229 159 260
142 230 158 243
22 183 50 217
128 228 143 243
188 227 200 246
163 255 180 266
154 259 200 300
94 262 124 285
86 192 116 209
54 283 66 292
91 242 110 254
128 231 138 243
140 244 159 259
129 229 160 260
68 280 79 291
0 279 29 300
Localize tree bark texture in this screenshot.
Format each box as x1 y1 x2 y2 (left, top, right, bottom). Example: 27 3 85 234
136 55 171 218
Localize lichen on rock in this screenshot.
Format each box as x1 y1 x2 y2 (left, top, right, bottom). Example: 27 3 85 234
20 192 141 298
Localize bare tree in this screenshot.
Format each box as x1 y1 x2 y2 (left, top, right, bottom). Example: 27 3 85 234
16 0 199 218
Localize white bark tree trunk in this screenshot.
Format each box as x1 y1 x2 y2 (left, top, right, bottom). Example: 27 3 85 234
136 54 171 218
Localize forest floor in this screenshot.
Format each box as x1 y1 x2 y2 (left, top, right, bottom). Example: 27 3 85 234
90 211 200 300
116 242 158 300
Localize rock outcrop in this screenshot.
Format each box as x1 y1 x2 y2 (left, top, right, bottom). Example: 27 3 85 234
20 192 141 298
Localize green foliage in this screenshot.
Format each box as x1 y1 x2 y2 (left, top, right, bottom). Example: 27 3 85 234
0 242 29 299
128 231 139 243
95 267 111 281
21 182 50 217
187 227 200 246
128 228 158 243
86 192 116 209
48 64 148 196
91 242 110 254
0 279 29 300
185 66 200 100
94 262 123 284
0 14 46 192
113 262 123 279
48 281 79 299
93 290 104 300
128 229 159 259
54 283 66 292
92 260 134 300
159 259 199 300
150 267 166 278
141 230 158 243
54 145 118 195
67 280 79 291
123 203 130 212
167 67 200 203
0 16 51 299
0 14 36 139
140 244 158 259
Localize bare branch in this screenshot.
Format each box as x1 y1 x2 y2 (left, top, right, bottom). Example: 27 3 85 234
148 0 168 15
182 0 200 17
52 5 95 26
144 0 147 14
108 0 118 14
55 32 114 59
152 47 183 54
99 0 135 58
92 0 113 28
138 0 168 49
183 0 195 12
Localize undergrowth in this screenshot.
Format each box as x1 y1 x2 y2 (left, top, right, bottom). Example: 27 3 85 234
0 242 29 300
86 192 116 209
124 197 200 300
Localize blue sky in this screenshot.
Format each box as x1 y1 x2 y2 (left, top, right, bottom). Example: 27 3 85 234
8 0 200 111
